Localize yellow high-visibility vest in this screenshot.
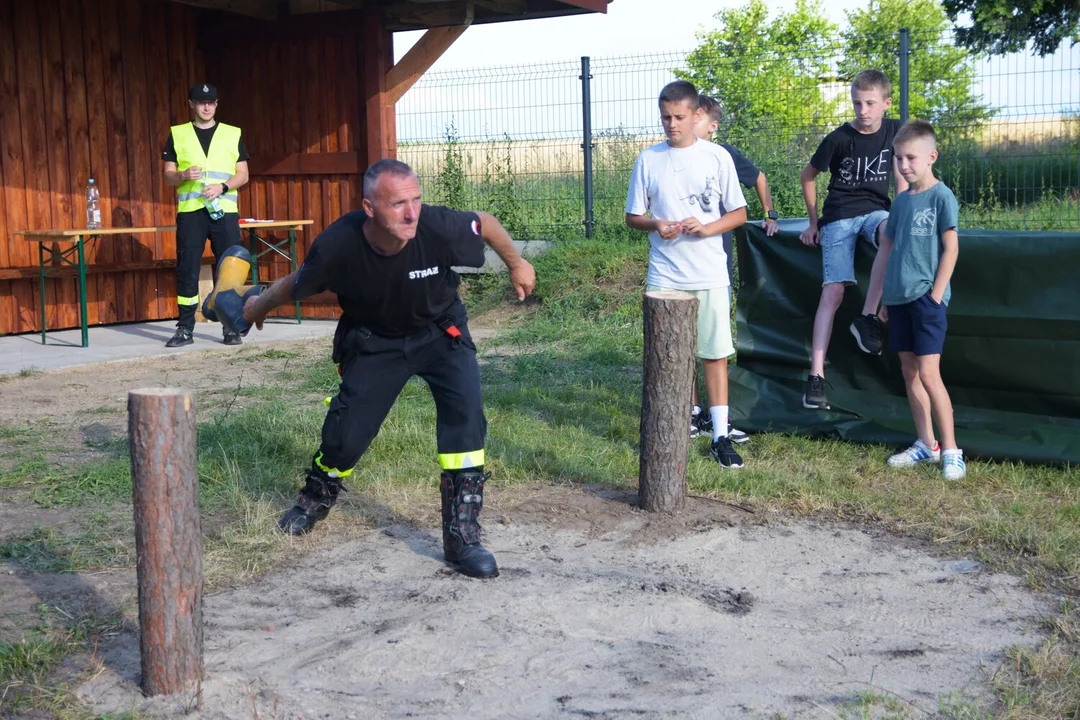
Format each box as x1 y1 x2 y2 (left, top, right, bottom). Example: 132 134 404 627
171 122 241 214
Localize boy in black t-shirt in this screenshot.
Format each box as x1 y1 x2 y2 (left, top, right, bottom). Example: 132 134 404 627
686 94 781 444
798 70 908 410
243 159 536 579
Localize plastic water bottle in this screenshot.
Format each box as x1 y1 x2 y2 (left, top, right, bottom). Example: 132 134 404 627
201 171 225 221
86 179 101 229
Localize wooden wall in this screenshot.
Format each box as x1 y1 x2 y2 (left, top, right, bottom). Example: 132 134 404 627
205 18 377 322
0 0 205 335
0 0 382 336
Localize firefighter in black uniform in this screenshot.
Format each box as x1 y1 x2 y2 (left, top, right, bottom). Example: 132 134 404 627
162 82 250 347
242 159 536 579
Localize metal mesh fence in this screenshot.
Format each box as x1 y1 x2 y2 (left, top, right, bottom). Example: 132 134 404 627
396 31 1080 239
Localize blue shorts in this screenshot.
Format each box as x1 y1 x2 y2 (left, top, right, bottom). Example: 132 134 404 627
887 291 947 356
819 210 890 286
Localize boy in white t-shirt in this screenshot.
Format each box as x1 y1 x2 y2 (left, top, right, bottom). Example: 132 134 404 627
624 80 749 469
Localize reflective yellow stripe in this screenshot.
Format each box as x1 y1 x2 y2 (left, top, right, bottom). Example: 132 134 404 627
314 452 354 478
438 449 485 470
177 295 200 306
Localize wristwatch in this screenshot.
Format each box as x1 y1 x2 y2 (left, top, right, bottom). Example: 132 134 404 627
221 182 230 193
766 210 779 221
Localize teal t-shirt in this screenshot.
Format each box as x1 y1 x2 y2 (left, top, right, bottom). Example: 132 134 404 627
882 182 959 306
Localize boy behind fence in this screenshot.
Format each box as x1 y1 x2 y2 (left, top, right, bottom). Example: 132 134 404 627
877 119 965 480
687 95 780 442
625 80 748 468
799 69 907 411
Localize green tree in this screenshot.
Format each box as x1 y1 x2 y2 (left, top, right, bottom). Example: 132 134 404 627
942 0 1079 56
677 0 844 216
840 0 995 148
677 0 843 149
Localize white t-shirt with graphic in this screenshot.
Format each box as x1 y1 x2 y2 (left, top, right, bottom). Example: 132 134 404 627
625 138 747 289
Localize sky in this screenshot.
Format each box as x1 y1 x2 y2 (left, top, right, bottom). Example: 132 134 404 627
391 0 1080 142
393 0 871 69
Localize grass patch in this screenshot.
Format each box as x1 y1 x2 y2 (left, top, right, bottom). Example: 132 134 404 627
0 604 127 718
80 406 120 415
0 425 39 441
1 516 136 574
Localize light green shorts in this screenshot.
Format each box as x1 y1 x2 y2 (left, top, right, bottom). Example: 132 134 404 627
646 285 734 360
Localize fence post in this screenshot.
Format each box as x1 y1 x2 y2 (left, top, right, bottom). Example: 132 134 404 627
899 28 910 123
129 388 203 703
639 291 697 512
580 56 595 238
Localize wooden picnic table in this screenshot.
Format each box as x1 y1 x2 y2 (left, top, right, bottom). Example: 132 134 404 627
16 220 313 348
236 220 314 325
15 226 170 348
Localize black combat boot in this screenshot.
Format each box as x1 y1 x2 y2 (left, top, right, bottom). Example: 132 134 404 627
440 469 499 578
279 467 345 536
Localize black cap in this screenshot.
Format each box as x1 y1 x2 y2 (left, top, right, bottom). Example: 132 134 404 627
189 83 217 101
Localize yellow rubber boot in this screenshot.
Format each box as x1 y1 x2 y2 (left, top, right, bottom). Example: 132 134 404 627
202 245 255 323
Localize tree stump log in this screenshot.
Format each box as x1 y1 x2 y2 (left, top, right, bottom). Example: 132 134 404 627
639 290 698 512
128 388 203 702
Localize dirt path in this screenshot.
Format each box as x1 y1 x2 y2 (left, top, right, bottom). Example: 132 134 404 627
0 338 332 470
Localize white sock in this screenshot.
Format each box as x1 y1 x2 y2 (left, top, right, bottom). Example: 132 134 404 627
710 406 728 440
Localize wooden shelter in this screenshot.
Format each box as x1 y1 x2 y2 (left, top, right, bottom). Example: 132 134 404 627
0 0 608 336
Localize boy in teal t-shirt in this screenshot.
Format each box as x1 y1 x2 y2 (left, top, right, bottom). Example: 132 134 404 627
873 119 965 480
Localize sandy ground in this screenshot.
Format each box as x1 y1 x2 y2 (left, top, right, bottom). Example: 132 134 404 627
0 335 1054 719
66 486 1047 720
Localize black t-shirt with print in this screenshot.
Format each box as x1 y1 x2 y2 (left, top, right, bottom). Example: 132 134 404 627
161 124 249 163
720 143 761 189
811 118 901 227
718 143 761 249
290 205 486 337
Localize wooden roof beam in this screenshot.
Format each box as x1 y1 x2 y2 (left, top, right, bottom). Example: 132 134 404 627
386 1 473 104
170 0 282 20
384 1 471 29
474 0 527 13
556 0 608 11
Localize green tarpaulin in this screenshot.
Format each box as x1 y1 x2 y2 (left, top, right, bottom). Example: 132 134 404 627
730 222 1080 465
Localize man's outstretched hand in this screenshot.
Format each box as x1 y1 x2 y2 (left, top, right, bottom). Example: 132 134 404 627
509 260 536 301
242 294 267 332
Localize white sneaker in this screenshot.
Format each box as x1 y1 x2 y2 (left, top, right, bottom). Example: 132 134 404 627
887 439 941 467
942 449 966 480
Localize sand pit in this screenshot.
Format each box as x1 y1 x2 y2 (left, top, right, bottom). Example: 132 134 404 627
75 486 1049 719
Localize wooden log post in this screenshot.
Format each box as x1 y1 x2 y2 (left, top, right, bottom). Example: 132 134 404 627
128 388 203 702
639 291 698 512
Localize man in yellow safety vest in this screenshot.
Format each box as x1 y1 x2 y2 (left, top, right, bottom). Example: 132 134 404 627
161 82 250 347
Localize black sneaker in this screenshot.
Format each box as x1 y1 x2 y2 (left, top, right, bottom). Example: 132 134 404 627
710 436 744 469
691 410 713 438
165 327 193 348
223 331 242 346
802 374 830 410
850 314 884 355
728 425 749 444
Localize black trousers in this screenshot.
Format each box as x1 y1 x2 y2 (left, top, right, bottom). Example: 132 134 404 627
175 209 242 330
317 300 487 475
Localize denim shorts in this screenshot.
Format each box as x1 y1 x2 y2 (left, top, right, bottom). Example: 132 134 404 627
887 291 948 356
819 210 890 286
